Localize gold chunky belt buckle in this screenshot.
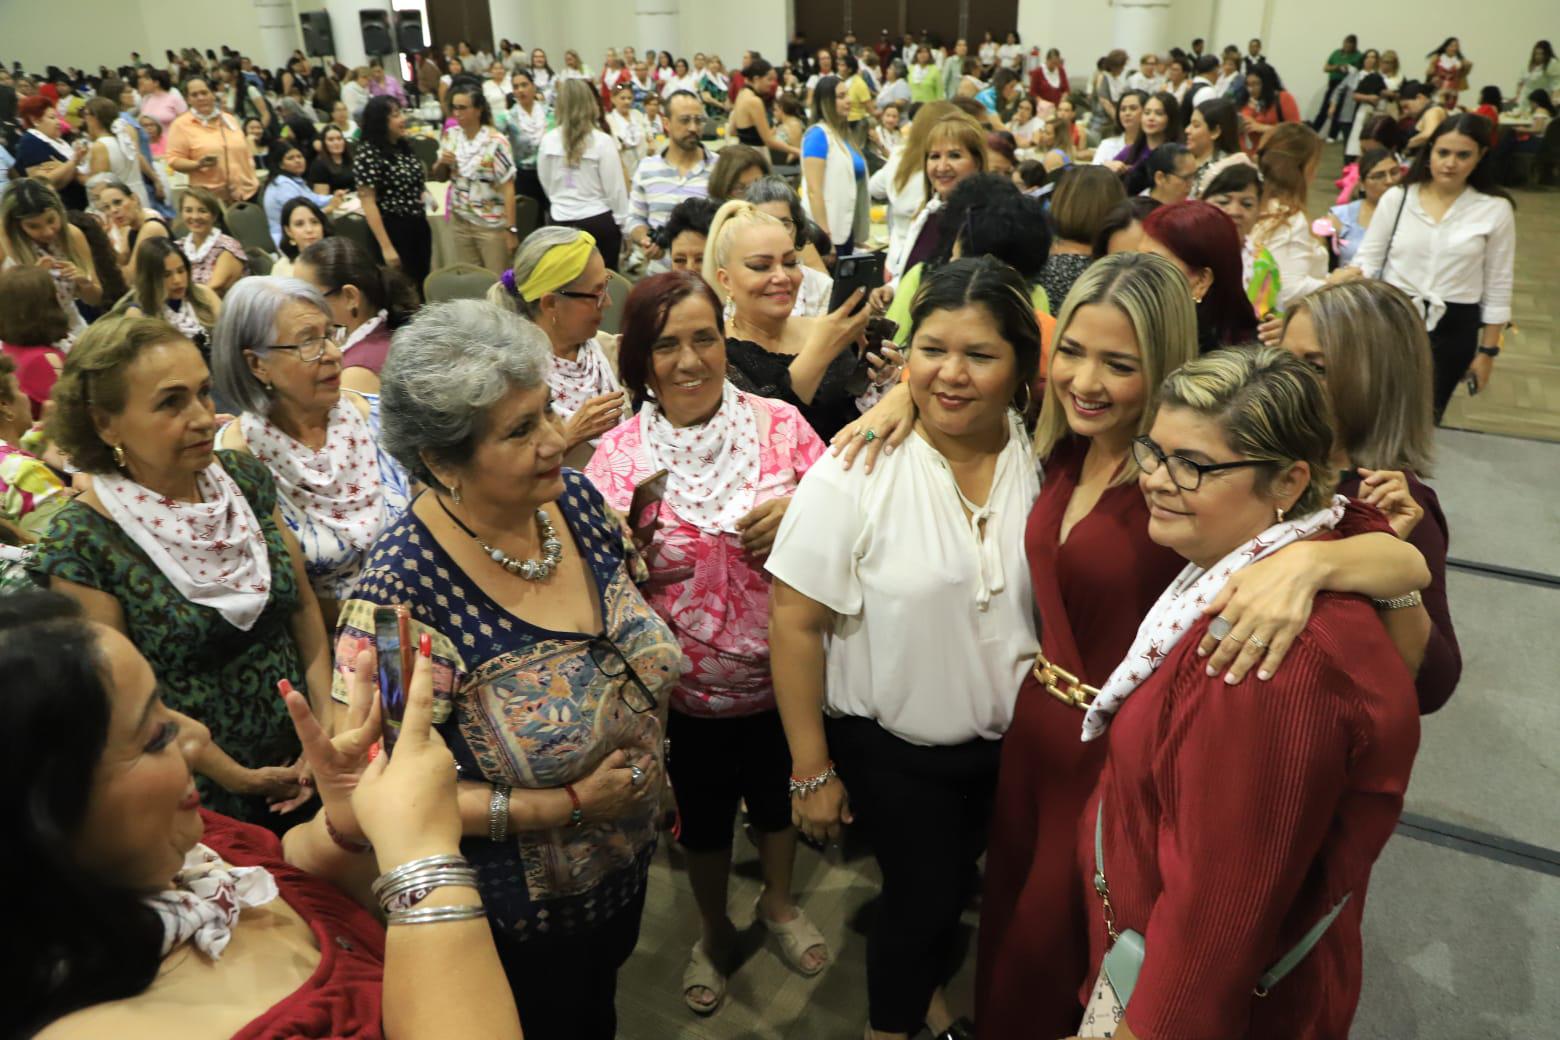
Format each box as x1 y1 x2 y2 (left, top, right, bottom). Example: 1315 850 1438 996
1033 654 1100 710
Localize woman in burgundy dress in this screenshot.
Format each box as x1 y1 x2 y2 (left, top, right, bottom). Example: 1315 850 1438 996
835 252 1431 1038
10 589 522 1040
1067 347 1421 1038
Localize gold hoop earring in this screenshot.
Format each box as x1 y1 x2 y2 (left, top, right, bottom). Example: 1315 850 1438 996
112 444 127 468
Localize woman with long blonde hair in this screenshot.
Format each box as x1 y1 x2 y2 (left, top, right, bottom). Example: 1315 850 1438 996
539 79 631 270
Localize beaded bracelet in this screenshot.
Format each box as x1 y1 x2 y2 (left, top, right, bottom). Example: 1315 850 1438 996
788 763 837 798
565 784 584 827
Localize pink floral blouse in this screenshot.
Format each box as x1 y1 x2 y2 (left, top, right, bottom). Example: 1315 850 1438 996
584 394 824 717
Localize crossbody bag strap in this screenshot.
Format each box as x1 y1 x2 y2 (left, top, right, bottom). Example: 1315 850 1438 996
1095 797 1351 998
1378 187 1408 280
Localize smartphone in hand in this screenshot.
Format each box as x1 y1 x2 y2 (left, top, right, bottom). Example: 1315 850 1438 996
373 604 415 756
828 252 886 314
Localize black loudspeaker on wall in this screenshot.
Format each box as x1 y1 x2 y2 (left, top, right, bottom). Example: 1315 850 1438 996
360 9 395 55
299 10 335 57
395 10 425 53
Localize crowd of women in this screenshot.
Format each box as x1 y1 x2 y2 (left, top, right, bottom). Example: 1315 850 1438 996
0 21 1526 1040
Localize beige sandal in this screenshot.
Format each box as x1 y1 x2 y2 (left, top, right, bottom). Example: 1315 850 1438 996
682 940 726 1015
755 899 830 977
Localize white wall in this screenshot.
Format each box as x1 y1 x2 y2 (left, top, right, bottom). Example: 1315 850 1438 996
489 0 787 74
1017 0 1551 120
1212 0 1552 120
0 0 297 72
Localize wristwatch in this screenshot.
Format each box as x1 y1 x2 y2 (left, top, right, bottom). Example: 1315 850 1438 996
1476 346 1501 358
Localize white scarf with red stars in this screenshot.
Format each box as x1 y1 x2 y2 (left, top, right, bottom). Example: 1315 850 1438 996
146 843 279 959
1081 495 1348 741
641 381 760 534
240 397 386 559
94 460 272 630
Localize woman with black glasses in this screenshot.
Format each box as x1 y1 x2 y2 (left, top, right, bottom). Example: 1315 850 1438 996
335 298 679 1040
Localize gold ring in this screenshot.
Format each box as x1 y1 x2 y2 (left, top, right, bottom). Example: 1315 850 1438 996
1249 635 1269 650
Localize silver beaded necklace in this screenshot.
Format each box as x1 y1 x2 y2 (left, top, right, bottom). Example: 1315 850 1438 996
437 497 563 582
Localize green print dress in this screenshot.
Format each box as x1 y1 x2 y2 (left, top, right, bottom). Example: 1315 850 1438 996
28 451 304 822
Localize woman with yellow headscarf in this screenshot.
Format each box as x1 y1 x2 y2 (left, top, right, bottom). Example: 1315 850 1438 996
489 227 630 468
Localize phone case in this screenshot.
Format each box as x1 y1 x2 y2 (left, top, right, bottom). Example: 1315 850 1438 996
1102 927 1146 1007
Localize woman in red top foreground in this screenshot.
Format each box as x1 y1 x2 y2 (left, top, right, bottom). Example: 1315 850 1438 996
10 590 523 1039
1067 347 1421 1039
836 254 1429 1038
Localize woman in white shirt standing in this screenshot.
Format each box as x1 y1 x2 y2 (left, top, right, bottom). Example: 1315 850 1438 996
606 83 650 178
1250 122 1328 312
768 257 1041 1040
539 79 632 271
1338 113 1515 421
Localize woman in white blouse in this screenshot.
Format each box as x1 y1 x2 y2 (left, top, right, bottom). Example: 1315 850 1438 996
1336 113 1516 421
539 79 632 272
1250 123 1328 312
767 256 1041 1040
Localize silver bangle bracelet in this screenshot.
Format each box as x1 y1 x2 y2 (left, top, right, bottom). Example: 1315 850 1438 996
1372 590 1423 610
371 854 469 900
489 783 513 843
376 868 480 911
387 902 488 927
788 765 837 798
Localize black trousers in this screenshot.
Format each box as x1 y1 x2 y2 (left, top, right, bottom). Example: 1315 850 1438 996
1311 77 1346 137
828 714 1001 1034
1429 301 1483 423
516 166 549 218
553 209 623 272
489 886 646 1040
381 210 433 294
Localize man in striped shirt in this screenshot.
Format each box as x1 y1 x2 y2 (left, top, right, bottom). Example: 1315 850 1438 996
628 90 716 274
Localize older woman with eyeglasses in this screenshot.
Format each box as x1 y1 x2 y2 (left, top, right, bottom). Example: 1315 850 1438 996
334 299 679 1040
211 277 411 627
488 227 630 468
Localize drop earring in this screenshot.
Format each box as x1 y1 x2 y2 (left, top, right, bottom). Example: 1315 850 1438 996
1275 506 1285 523
451 484 463 505
112 444 127 468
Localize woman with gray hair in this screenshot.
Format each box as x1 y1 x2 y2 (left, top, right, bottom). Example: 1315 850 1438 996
488 226 628 468
333 299 679 1039
211 277 411 622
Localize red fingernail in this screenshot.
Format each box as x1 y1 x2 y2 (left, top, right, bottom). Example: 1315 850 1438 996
277 679 295 700
419 632 431 657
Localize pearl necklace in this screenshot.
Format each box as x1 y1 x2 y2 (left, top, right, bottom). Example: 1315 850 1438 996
437 496 563 581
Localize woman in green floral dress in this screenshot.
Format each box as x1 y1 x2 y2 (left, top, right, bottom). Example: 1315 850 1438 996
29 315 334 824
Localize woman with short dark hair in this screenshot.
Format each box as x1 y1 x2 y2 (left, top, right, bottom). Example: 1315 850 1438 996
585 270 832 1016
433 81 518 273
355 95 433 286
0 265 72 417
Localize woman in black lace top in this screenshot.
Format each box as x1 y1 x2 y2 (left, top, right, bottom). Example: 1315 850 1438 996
701 201 887 440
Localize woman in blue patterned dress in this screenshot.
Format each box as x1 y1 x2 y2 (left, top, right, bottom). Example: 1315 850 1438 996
333 299 680 1040
211 277 411 629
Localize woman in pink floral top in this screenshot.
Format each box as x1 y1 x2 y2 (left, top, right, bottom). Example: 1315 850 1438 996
584 271 831 1017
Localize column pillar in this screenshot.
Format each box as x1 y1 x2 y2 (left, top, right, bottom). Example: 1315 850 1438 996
634 0 679 62
1113 0 1172 59
255 0 303 70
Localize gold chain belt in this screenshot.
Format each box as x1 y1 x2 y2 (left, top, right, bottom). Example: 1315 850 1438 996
1032 653 1100 710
